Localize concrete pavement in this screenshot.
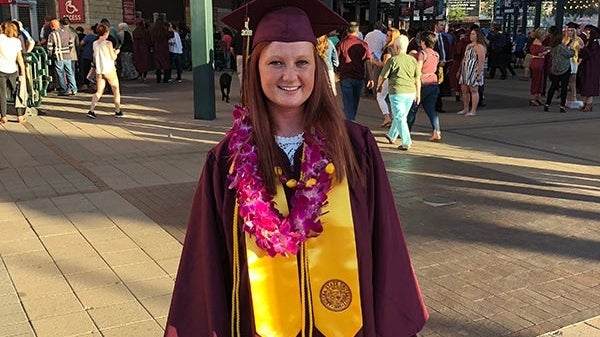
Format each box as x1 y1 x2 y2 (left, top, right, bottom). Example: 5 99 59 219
0 70 599 337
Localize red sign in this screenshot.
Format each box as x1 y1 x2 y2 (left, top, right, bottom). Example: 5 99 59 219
123 0 136 24
0 0 14 3
58 0 85 23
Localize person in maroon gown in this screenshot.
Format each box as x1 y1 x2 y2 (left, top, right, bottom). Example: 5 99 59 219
448 28 468 102
528 28 548 106
149 18 172 83
132 19 152 82
163 0 428 336
578 26 600 111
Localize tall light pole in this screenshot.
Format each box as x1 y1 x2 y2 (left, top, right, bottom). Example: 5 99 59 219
191 0 215 120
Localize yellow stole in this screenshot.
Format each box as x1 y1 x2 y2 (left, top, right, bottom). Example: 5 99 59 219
233 177 363 337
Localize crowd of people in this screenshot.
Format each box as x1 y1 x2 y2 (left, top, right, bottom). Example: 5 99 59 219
39 16 192 91
222 18 599 152
0 16 193 121
523 23 600 112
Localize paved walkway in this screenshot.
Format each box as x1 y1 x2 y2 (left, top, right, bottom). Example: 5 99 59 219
0 70 599 337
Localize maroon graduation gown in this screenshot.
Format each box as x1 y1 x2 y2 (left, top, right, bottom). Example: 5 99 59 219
579 42 600 97
165 121 428 337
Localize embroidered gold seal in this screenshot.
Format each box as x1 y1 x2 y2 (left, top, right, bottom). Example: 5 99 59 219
319 279 352 312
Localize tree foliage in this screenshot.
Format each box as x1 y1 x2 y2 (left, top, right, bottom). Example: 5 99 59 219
448 7 468 22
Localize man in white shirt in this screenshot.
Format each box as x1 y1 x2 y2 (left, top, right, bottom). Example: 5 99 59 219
167 22 183 82
364 21 387 62
364 21 387 97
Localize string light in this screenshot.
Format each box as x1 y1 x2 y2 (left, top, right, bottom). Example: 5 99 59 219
565 0 599 11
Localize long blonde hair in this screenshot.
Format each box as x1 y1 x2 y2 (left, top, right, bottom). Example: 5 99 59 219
383 28 401 53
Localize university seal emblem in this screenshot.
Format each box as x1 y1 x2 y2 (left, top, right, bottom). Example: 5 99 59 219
319 279 352 312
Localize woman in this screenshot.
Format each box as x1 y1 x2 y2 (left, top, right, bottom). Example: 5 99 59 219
565 23 583 107
87 23 122 119
528 28 548 106
149 18 171 83
543 29 575 113
372 28 400 127
377 35 420 150
316 34 339 95
117 22 139 80
457 28 486 116
80 24 98 91
415 31 442 142
578 27 600 111
0 21 26 124
132 19 152 82
164 0 428 336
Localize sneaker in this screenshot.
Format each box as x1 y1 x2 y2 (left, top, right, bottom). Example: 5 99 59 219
70 91 77 96
86 111 96 119
177 79 182 83
114 111 124 118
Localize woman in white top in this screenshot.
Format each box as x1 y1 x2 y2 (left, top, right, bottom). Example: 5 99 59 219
87 23 122 119
0 21 26 124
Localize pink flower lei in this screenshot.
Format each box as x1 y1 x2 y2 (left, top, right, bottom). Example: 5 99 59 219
227 106 335 257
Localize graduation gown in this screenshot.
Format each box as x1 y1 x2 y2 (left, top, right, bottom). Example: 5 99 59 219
164 121 428 337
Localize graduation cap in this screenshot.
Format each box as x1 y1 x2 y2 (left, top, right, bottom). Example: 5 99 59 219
584 24 598 33
221 0 348 48
566 22 580 29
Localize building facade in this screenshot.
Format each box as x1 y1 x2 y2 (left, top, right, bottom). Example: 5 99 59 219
0 0 203 40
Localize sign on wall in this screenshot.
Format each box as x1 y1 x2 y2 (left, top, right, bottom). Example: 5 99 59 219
58 0 85 23
123 0 136 24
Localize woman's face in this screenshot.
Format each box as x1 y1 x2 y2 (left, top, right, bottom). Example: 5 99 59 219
258 41 316 114
386 30 393 43
470 30 477 42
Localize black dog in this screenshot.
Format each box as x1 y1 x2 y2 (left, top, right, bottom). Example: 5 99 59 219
219 72 232 103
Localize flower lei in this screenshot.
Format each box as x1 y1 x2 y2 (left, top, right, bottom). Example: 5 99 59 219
227 106 335 257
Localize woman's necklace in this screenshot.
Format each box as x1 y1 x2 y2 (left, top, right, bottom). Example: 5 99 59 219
227 106 335 257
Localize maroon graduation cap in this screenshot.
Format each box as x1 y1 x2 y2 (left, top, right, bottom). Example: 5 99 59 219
221 0 348 48
566 22 580 29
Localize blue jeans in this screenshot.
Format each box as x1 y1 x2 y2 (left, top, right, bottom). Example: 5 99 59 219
340 78 364 121
388 93 416 147
416 84 441 132
54 59 77 94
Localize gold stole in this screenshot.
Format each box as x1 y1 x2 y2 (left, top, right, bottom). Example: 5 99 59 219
243 177 363 337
